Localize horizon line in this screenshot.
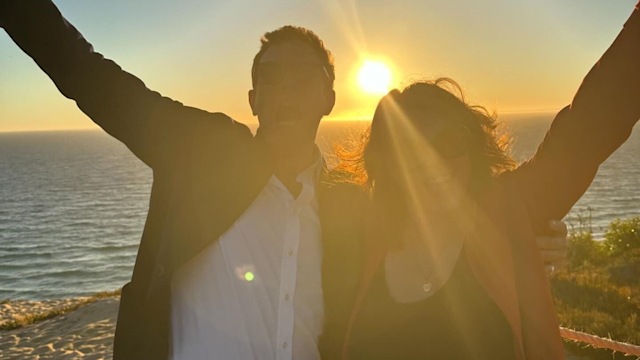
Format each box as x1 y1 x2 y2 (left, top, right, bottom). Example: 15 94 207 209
0 108 561 135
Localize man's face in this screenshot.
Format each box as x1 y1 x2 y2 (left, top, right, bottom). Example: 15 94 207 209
249 41 335 157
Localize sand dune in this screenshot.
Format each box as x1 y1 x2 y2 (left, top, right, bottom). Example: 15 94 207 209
0 297 118 359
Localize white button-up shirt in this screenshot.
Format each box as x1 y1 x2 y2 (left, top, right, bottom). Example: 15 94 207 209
170 152 324 360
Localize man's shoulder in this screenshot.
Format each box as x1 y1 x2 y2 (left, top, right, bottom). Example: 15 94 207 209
175 109 256 158
180 108 252 137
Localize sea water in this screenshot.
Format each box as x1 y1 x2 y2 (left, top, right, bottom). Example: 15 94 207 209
0 115 638 299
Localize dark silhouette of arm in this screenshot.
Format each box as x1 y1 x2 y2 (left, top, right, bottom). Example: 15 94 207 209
0 0 249 169
510 4 640 233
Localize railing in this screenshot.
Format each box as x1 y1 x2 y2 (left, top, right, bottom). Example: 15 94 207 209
561 327 640 358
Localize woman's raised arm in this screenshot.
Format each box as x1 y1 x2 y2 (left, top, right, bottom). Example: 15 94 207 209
510 3 640 233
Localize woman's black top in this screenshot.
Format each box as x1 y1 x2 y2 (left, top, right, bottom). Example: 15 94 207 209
347 251 517 360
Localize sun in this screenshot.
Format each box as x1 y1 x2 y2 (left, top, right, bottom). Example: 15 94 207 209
357 60 393 95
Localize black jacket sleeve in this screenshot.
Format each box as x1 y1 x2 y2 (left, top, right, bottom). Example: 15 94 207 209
1 0 250 169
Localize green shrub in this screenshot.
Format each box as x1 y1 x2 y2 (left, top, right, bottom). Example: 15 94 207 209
551 270 635 317
604 217 640 256
553 214 640 358
608 248 640 286
567 231 607 269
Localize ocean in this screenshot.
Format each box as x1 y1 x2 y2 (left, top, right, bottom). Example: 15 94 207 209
1 115 638 300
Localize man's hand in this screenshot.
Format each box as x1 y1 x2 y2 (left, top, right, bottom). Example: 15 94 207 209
536 220 568 275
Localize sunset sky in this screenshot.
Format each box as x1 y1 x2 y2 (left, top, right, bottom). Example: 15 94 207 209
0 0 635 133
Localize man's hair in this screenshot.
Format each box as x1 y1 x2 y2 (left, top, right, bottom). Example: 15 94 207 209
251 25 335 88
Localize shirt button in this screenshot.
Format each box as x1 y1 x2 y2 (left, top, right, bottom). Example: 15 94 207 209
287 249 294 256
282 342 288 349
284 293 290 301
423 282 432 292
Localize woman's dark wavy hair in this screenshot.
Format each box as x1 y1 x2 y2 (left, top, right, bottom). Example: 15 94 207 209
333 78 515 243
336 78 514 185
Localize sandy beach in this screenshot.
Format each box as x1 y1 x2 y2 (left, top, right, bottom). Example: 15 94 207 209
0 297 118 360
0 295 594 360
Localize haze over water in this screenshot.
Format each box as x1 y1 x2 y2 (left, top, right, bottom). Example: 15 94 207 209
1 115 638 300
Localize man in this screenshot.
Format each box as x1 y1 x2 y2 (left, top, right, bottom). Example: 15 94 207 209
0 2 362 358
0 1 568 359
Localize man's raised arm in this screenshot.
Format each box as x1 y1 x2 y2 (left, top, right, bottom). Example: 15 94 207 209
0 0 248 169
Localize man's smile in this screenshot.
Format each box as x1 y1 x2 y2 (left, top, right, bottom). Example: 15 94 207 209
275 103 302 127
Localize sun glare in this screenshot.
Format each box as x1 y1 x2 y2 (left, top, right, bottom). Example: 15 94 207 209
357 60 392 95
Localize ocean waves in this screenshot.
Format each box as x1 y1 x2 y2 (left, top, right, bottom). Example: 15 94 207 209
0 118 638 300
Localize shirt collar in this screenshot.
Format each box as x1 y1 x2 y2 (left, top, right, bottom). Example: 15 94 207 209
295 146 323 186
268 146 323 193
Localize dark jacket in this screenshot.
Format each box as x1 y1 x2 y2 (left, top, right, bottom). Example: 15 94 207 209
0 1 368 359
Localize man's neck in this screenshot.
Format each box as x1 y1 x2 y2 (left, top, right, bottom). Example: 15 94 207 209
273 145 317 198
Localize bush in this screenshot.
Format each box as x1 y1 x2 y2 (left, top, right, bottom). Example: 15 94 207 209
567 231 607 269
604 216 640 256
552 214 640 358
608 248 640 286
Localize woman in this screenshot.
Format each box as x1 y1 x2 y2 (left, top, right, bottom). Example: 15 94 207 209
325 3 640 360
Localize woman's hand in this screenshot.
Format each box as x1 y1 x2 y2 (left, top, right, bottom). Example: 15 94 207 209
536 220 568 275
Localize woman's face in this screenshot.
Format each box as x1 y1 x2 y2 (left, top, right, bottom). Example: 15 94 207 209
386 123 473 213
